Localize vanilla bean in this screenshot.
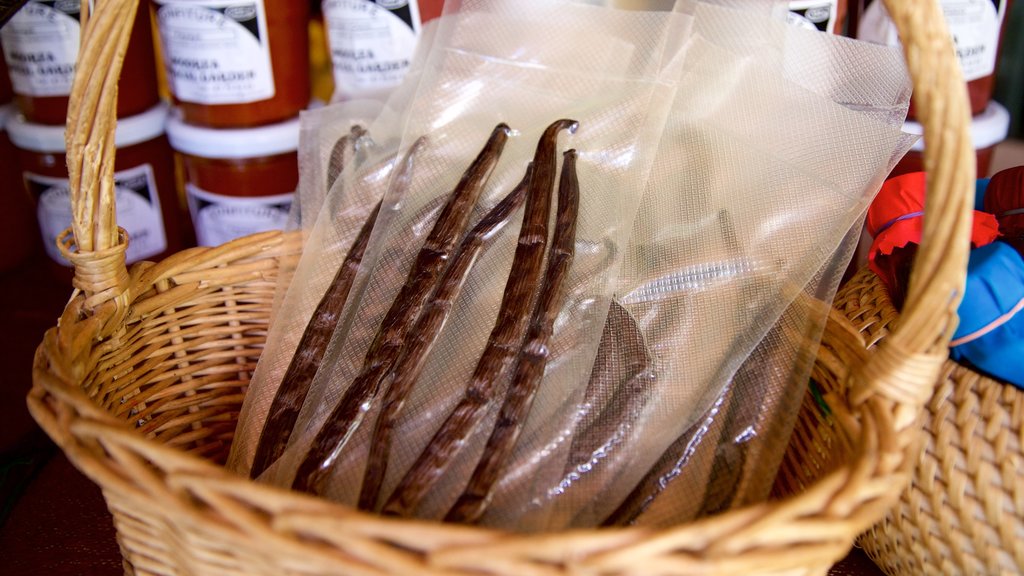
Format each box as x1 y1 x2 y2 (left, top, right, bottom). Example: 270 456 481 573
292 124 512 495
327 125 367 191
601 212 750 525
250 200 380 478
473 297 647 508
446 149 580 523
576 301 652 440
358 165 533 511
599 381 730 527
249 136 427 479
382 119 578 518
563 302 652 488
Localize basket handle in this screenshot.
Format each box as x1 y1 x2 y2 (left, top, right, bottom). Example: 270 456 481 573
60 0 139 310
854 0 974 413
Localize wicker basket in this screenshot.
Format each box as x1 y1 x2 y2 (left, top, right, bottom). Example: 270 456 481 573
801 269 1024 575
28 0 977 574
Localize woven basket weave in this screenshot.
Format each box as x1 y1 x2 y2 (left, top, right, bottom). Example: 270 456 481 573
798 269 1024 575
28 0 977 574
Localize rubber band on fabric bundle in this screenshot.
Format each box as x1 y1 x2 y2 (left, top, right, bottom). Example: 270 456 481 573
951 296 1024 347
873 210 923 237
867 171 1000 307
950 241 1024 389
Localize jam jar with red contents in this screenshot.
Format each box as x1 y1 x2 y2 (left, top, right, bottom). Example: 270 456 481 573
0 46 12 105
322 0 444 101
6 103 185 279
855 0 1011 119
787 0 847 34
165 115 298 246
0 0 160 125
0 104 39 272
891 101 1010 178
153 0 310 128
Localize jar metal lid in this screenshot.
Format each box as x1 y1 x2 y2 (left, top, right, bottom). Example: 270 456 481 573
165 114 301 159
4 103 169 153
905 101 1010 152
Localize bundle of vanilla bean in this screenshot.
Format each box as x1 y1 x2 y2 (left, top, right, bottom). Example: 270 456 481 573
228 0 918 531
255 119 581 525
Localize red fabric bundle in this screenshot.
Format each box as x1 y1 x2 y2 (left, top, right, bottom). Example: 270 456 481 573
984 166 1024 254
868 171 1000 307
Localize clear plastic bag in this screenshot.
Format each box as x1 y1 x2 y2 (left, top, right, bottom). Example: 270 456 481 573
293 101 380 232
235 0 918 533
683 1 911 125
229 0 660 477
609 226 861 527
255 1 686 519
473 3 915 530
227 18 452 476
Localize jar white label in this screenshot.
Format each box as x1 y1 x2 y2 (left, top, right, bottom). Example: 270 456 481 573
787 0 839 34
26 164 168 266
154 0 276 104
323 0 421 99
859 0 1006 82
186 184 292 246
0 1 80 97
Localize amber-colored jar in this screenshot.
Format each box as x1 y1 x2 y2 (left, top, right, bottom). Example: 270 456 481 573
0 104 39 272
6 104 185 279
787 0 848 34
855 0 1010 119
0 0 160 125
322 0 444 101
891 101 1009 179
0 46 12 105
153 0 310 128
165 115 298 246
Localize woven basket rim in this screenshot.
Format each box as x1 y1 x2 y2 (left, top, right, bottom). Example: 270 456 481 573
27 0 979 573
831 269 1024 574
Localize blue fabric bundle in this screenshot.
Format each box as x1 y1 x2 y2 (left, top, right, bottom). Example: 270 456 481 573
951 241 1024 389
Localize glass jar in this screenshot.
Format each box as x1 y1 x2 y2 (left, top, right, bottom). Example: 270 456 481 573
787 0 848 34
854 0 1011 119
152 0 310 128
0 104 38 272
322 0 444 101
891 101 1010 178
0 0 160 125
165 114 299 246
6 103 185 279
0 45 12 105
